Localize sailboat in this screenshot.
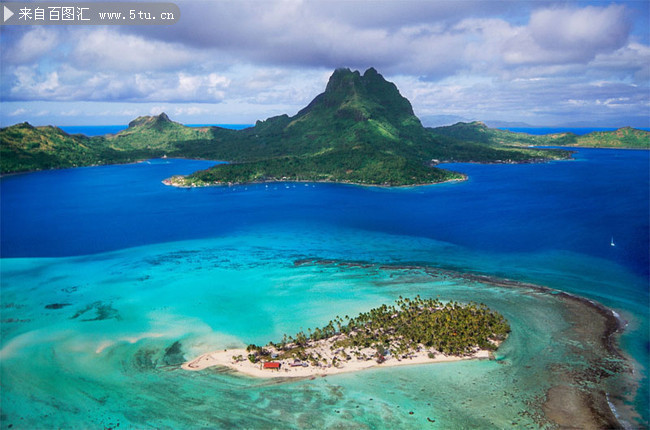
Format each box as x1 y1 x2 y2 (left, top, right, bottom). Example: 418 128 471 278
610 236 616 247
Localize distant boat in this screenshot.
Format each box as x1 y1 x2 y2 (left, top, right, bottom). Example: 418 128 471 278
611 237 616 247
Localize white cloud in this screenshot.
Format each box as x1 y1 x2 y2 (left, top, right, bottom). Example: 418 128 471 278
140 72 230 102
71 28 200 72
6 66 232 103
589 42 650 83
173 72 230 99
149 106 168 115
11 66 62 98
503 5 630 65
173 106 209 116
4 27 60 64
113 109 140 118
529 5 628 52
8 108 27 116
0 1 647 127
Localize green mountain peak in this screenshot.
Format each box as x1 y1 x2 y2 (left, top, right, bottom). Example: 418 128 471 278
295 67 420 135
109 112 207 151
127 112 174 130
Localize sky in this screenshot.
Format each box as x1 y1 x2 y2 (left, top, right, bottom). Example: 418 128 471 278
1 0 649 127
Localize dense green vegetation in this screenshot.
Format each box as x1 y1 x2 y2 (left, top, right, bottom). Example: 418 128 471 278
105 112 210 151
246 296 510 365
181 150 464 187
428 122 649 151
428 121 572 159
569 127 649 149
0 115 206 174
431 121 570 147
0 123 129 173
425 122 572 163
2 68 645 182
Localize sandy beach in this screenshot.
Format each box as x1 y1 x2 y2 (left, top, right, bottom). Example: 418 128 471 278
162 175 468 189
182 343 490 378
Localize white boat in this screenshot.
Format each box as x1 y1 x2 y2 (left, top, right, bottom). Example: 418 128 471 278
610 237 616 247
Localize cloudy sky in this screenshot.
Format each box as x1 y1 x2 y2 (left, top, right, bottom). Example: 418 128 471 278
1 0 648 127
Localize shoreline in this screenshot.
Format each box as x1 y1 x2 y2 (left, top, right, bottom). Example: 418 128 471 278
182 346 490 379
289 258 632 428
162 174 468 189
0 157 225 179
0 158 152 179
294 258 628 361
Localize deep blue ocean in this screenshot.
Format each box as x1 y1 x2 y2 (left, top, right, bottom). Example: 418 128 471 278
498 127 650 135
60 124 253 136
59 125 130 136
3 150 647 280
58 125 649 137
1 147 648 428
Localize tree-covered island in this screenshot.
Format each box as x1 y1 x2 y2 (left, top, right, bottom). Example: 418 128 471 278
183 296 510 377
2 68 647 186
164 68 573 187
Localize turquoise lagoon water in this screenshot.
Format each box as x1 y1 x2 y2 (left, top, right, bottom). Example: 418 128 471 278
1 149 648 428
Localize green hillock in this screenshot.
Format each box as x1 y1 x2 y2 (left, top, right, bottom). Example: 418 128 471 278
425 121 574 162
105 112 211 152
569 127 650 149
0 122 133 173
0 114 216 174
182 150 464 187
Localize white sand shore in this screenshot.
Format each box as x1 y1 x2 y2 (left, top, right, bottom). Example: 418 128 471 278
182 345 490 378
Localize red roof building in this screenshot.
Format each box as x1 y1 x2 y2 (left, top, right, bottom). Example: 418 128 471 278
263 362 281 370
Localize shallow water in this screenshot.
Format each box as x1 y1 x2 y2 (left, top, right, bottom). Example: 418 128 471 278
1 148 648 428
0 240 617 429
